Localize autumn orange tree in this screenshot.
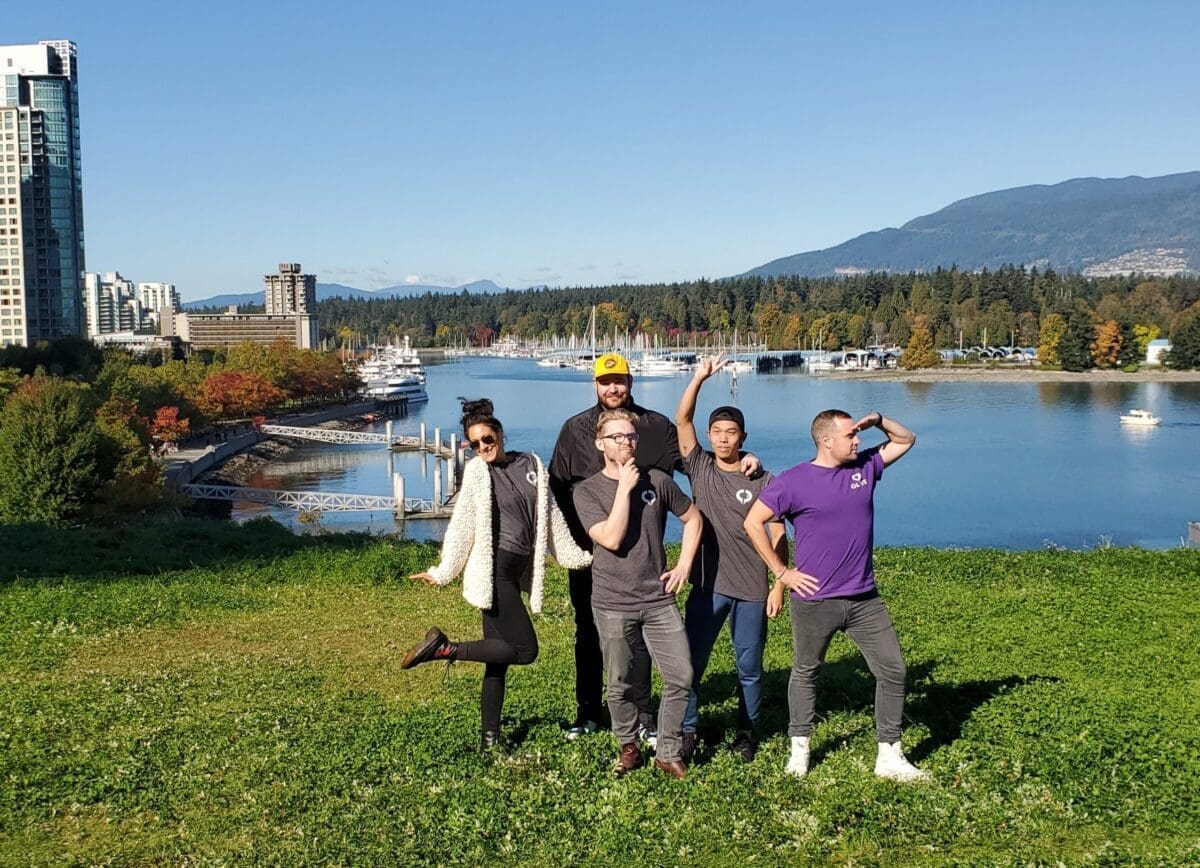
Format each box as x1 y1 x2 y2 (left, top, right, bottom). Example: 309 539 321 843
149 406 190 448
1090 319 1122 368
900 318 941 369
198 370 284 420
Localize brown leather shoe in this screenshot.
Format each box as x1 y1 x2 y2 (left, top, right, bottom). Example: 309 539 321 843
615 742 643 776
653 758 688 779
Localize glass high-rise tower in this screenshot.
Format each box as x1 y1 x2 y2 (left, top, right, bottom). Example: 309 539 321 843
0 40 85 346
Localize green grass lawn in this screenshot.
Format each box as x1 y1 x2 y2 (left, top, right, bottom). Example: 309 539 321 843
1 519 1198 865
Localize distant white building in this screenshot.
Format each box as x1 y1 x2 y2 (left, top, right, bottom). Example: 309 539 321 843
137 282 181 330
1145 338 1171 366
84 271 143 336
138 282 180 314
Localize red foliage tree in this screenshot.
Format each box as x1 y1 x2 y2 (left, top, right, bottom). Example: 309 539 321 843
150 405 191 447
198 370 284 420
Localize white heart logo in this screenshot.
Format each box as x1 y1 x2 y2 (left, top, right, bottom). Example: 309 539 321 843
851 472 862 483
735 489 753 505
641 490 657 505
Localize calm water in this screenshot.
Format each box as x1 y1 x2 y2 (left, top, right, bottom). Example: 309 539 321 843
236 357 1200 550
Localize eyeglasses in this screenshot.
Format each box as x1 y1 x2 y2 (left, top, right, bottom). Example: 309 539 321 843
468 434 498 449
599 432 640 444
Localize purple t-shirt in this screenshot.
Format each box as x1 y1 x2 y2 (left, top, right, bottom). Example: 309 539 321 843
756 446 885 600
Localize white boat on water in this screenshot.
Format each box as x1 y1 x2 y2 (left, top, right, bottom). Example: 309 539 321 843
1119 409 1161 426
632 352 695 376
358 336 429 403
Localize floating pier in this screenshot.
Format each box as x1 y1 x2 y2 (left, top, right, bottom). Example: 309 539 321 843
185 417 465 522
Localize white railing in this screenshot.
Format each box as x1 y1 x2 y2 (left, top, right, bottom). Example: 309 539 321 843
181 484 444 514
259 424 424 447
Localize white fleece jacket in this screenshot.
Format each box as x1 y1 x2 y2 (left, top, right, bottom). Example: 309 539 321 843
425 452 591 613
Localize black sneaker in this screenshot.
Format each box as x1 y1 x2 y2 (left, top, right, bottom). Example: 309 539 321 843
730 730 756 763
680 731 699 763
401 626 454 669
480 730 504 752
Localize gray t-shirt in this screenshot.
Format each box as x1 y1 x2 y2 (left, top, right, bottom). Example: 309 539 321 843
683 448 774 601
488 452 537 556
572 467 692 612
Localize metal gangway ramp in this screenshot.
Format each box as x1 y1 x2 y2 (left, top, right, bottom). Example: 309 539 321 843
181 484 447 516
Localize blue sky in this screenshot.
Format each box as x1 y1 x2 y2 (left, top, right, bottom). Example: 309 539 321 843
8 1 1200 299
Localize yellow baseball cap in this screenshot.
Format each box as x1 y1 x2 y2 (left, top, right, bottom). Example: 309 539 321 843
593 353 630 377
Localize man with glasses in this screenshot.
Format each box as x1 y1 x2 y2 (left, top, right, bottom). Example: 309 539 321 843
571 408 703 778
549 352 759 743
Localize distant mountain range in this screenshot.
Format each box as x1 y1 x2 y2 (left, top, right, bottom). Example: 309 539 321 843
742 171 1200 279
183 279 506 310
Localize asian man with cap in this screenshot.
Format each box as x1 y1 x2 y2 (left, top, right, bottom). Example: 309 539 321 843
674 353 786 763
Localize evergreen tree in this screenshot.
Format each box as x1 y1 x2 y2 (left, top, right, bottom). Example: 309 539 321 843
1117 321 1141 367
1058 313 1095 372
0 378 103 525
1163 312 1200 369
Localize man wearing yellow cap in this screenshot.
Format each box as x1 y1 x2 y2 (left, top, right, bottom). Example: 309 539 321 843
549 352 758 742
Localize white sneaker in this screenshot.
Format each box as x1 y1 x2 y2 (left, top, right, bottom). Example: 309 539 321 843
874 741 930 782
785 736 810 777
637 713 657 752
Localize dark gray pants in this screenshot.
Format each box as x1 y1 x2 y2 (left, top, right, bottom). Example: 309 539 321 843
593 604 693 763
788 593 907 743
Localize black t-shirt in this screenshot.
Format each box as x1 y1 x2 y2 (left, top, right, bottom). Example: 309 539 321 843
488 452 537 556
548 399 681 548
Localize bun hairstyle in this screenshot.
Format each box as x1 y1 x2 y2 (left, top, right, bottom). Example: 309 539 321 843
460 397 503 438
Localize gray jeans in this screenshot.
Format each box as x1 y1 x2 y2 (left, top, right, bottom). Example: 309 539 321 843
593 603 693 762
788 593 907 743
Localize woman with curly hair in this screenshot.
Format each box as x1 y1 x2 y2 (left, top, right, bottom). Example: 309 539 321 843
402 398 591 750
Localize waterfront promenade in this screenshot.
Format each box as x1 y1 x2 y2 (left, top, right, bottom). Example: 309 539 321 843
161 401 381 487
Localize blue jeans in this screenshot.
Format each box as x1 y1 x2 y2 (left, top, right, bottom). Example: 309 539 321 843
683 587 767 734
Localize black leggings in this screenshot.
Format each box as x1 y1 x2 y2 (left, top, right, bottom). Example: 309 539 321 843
454 549 539 732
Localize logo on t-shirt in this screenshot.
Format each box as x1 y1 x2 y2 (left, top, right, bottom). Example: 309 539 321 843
735 488 753 505
641 489 657 506
525 469 537 486
850 471 869 492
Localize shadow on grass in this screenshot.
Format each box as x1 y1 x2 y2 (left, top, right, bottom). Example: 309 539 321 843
699 658 1057 761
0 516 404 583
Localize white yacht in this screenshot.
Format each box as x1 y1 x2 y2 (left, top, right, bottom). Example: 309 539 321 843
1119 409 1161 426
632 353 693 376
358 336 429 404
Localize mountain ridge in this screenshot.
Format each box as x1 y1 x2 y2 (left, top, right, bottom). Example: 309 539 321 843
182 279 507 310
742 171 1200 279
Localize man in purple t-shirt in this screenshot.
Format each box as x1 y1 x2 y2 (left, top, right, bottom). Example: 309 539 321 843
743 408 930 783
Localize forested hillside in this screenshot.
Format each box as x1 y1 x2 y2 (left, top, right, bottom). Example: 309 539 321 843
317 267 1200 358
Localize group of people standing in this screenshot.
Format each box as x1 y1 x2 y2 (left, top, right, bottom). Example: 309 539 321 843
401 352 929 782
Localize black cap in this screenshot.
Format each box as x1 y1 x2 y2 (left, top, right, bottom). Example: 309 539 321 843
708 406 745 430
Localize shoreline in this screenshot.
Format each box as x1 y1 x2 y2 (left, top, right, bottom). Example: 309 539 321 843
200 412 386 487
817 366 1200 383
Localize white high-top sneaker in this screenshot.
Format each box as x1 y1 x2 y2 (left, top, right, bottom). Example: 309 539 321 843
874 741 930 782
785 736 810 777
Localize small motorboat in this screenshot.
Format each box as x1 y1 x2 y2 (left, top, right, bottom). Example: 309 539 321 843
1120 409 1161 426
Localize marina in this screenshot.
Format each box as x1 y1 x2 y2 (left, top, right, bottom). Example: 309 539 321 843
227 356 1200 549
